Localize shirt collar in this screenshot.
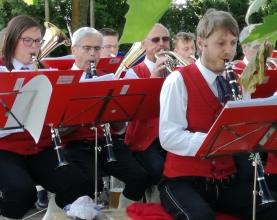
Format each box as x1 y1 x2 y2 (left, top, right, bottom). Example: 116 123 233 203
243 56 249 66
144 57 155 74
12 58 34 70
195 58 226 86
71 63 80 70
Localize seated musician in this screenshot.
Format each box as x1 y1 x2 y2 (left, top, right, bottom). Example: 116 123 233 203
158 9 277 220
173 31 196 63
62 27 151 208
122 23 170 203
234 24 273 69
99 27 120 58
0 15 91 220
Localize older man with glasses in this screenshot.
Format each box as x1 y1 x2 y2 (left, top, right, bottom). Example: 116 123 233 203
118 23 170 205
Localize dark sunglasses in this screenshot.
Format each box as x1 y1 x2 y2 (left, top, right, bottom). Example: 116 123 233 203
146 36 171 43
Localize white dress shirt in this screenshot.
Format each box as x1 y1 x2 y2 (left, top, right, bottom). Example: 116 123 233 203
159 59 250 157
124 57 154 79
13 58 34 70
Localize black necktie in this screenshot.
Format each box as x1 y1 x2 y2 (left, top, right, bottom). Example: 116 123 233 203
85 72 92 79
20 66 29 70
216 75 233 102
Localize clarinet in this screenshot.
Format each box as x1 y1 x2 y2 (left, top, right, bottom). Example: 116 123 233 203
90 61 98 78
90 64 117 164
224 59 275 205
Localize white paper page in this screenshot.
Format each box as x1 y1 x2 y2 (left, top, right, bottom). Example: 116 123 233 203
11 69 58 72
0 66 9 72
79 73 116 82
225 95 277 108
5 75 52 143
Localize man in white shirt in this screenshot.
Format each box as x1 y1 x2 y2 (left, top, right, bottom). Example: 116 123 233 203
158 8 277 220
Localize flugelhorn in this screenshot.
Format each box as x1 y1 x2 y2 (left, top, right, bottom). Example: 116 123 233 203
155 49 191 73
114 42 146 79
39 22 71 59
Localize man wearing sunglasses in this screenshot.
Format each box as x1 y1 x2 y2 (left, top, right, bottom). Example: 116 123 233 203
121 23 170 205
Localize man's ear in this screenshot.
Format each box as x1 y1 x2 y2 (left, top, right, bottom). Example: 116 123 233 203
197 37 204 51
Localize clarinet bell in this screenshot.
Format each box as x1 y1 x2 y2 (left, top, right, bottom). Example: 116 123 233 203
56 148 69 168
106 145 117 164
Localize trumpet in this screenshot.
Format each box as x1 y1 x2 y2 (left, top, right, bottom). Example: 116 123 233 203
155 49 191 73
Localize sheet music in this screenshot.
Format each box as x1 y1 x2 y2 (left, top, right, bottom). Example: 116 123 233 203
5 75 52 143
79 73 116 82
225 94 277 108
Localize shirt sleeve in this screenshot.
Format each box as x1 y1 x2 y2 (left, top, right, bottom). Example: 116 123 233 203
159 71 207 156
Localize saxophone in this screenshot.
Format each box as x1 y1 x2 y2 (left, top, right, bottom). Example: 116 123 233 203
224 59 275 206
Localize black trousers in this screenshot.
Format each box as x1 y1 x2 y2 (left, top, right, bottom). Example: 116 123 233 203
0 147 90 219
63 136 151 201
159 175 277 220
134 138 167 185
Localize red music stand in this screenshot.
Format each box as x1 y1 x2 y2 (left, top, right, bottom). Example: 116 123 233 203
196 98 277 159
41 57 125 74
59 78 164 127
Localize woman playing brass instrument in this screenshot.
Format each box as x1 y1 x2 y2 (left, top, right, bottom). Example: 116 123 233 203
0 15 91 219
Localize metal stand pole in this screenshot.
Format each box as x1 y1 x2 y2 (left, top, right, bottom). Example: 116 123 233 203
92 126 98 204
252 154 257 220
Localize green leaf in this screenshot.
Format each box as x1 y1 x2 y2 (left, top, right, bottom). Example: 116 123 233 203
242 12 277 46
119 0 172 44
23 0 38 5
245 0 267 25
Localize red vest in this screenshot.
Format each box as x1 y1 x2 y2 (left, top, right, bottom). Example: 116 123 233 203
0 125 52 155
124 62 159 152
163 64 237 179
265 152 277 174
233 61 246 69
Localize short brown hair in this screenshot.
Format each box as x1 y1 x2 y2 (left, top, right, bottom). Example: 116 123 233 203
173 32 195 49
196 8 239 56
98 28 118 39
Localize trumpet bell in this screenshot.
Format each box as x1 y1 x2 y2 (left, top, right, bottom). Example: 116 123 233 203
39 22 71 59
155 50 191 73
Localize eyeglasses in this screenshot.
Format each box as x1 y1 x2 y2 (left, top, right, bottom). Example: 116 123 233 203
145 36 171 43
20 38 45 47
75 45 102 52
103 44 120 49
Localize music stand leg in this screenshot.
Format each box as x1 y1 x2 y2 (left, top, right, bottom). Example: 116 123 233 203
91 126 98 205
252 154 257 220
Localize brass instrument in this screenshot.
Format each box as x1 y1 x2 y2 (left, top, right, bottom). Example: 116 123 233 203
39 22 71 59
155 49 191 73
224 60 275 211
31 54 39 71
114 42 146 79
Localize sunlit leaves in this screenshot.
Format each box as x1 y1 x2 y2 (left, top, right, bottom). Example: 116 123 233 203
119 0 171 44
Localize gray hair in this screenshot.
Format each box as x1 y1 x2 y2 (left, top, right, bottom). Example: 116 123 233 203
239 24 261 43
72 27 103 46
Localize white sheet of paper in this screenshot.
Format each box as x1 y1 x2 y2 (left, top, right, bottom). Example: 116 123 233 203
5 75 52 143
225 95 277 108
79 73 116 82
